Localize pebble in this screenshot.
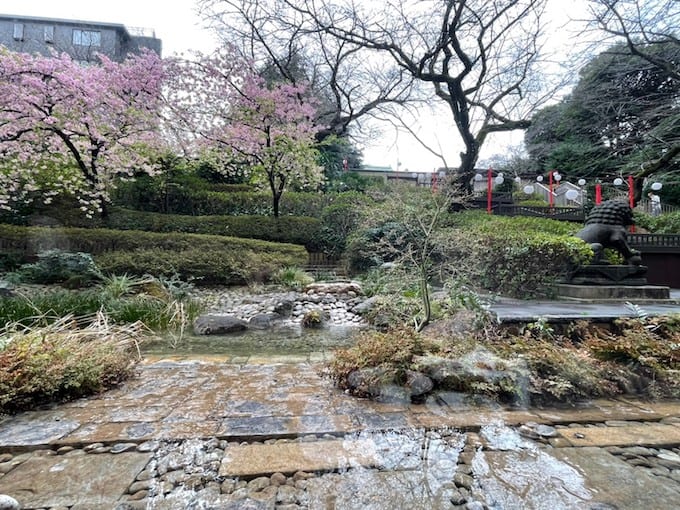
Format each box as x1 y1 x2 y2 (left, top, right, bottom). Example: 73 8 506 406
111 443 137 454
0 495 19 510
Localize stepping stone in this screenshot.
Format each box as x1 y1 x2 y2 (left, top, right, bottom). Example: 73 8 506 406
219 439 381 477
559 423 680 448
0 452 151 508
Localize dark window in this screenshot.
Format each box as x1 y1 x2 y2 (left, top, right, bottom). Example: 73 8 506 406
72 29 101 46
44 26 54 43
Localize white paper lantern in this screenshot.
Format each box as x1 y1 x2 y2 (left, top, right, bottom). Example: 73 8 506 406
565 189 579 201
537 175 544 182
578 178 586 186
474 173 483 181
614 177 624 186
523 185 535 194
651 182 663 191
494 175 504 185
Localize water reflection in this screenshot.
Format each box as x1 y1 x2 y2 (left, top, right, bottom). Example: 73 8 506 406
473 422 594 509
143 324 361 357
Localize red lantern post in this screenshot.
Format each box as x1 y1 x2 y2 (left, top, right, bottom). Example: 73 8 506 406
595 183 602 205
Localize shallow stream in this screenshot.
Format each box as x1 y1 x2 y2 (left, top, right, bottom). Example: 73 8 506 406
142 324 361 357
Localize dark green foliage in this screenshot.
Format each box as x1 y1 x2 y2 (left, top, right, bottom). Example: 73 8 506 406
0 225 308 285
635 210 680 233
443 211 592 298
346 221 416 272
72 208 323 251
316 192 367 258
525 42 680 178
17 250 99 287
114 187 329 217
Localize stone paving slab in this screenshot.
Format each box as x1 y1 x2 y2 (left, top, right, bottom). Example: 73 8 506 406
473 447 680 509
534 398 663 424
490 300 680 323
304 469 457 510
219 439 381 477
559 422 680 447
0 452 151 508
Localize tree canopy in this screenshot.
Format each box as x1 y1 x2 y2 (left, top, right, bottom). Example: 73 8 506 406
0 49 164 217
163 48 324 217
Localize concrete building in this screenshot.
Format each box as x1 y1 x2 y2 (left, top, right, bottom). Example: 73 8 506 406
0 14 161 62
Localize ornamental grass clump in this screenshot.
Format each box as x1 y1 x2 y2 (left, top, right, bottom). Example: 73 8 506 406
0 314 146 414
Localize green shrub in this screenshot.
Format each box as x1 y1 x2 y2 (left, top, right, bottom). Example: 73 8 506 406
16 249 99 287
316 194 367 258
0 318 143 413
445 228 592 298
86 209 324 251
0 225 307 283
634 210 680 234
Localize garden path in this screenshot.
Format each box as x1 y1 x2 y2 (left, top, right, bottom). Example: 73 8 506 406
1 357 680 509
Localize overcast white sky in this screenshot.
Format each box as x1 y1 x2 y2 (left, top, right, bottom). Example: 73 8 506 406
5 0 593 172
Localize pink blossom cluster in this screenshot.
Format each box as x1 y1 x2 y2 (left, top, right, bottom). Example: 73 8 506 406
0 48 165 215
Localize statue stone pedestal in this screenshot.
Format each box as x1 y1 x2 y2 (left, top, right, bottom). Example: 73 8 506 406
559 264 670 301
557 283 670 301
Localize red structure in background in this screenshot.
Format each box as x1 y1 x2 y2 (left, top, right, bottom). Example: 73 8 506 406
595 183 602 204
487 168 493 214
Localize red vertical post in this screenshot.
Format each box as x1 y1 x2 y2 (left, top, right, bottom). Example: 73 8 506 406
628 175 636 232
628 175 635 209
487 168 493 214
595 183 602 205
548 171 554 209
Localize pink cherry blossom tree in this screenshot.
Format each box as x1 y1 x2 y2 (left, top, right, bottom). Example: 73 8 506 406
164 48 323 217
0 48 165 218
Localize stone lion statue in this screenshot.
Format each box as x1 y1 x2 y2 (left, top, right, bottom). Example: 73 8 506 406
575 200 641 265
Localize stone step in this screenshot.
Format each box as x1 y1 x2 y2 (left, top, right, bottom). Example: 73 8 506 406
558 422 680 448
219 438 383 478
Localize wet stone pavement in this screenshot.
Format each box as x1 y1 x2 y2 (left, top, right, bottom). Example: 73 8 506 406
1 359 680 509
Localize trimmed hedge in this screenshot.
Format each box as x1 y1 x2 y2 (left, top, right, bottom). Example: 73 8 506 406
60 209 323 251
0 225 308 285
114 188 330 217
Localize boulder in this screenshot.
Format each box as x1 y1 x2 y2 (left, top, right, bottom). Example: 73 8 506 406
193 314 247 335
272 298 295 317
248 313 282 330
405 370 434 398
351 296 380 315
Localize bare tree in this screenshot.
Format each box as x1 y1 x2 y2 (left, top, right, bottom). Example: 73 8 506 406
265 0 562 188
585 0 680 197
196 0 416 142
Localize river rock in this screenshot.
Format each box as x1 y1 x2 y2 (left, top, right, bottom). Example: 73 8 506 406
405 370 434 398
248 313 281 330
193 314 247 335
0 495 19 510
